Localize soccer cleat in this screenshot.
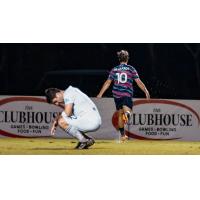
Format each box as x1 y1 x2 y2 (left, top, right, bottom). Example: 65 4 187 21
121 134 128 142
74 139 95 150
84 138 95 149
75 141 88 149
74 142 82 149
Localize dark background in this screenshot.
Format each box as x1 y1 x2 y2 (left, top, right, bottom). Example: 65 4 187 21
0 43 200 99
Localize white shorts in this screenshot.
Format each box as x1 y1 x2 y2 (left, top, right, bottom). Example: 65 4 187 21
61 110 101 133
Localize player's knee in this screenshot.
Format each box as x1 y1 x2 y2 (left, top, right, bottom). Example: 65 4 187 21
123 106 131 113
118 109 124 115
58 117 68 130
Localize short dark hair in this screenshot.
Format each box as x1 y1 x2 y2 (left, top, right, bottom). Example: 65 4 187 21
45 88 61 103
117 50 129 62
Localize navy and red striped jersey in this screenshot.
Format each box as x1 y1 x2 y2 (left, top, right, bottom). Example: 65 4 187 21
108 64 139 98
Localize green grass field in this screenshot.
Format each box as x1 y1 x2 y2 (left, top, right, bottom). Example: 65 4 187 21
0 138 200 155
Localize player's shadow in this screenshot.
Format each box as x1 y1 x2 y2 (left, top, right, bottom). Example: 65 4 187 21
31 147 67 150
71 147 110 150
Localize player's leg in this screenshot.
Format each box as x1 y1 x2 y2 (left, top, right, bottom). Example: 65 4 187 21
114 97 126 139
121 97 133 141
73 111 101 149
118 109 125 136
57 117 86 142
122 97 133 123
58 115 90 149
122 105 132 123
61 110 101 149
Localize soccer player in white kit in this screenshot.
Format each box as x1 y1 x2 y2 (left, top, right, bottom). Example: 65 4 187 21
45 86 102 149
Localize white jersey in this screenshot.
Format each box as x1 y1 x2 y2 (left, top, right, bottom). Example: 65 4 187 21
62 86 101 132
63 86 98 117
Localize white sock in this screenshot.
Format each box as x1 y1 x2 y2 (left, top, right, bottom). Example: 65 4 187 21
65 125 87 142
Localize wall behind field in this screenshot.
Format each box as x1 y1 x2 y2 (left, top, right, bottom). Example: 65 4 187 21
0 43 200 99
0 96 200 140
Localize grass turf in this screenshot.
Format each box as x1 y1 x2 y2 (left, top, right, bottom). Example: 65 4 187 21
0 138 200 155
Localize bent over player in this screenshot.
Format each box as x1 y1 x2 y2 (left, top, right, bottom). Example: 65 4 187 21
45 86 102 149
97 50 150 141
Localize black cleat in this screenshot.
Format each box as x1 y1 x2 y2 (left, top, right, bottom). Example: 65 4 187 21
77 142 88 149
75 142 82 149
74 139 95 150
75 142 88 149
75 142 87 149
84 138 95 149
75 141 89 150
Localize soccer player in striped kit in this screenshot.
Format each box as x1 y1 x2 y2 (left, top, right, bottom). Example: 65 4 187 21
97 50 150 141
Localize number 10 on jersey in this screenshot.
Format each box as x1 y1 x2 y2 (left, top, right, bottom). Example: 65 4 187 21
116 72 127 83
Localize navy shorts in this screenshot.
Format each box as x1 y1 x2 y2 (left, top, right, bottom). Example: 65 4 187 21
114 97 133 110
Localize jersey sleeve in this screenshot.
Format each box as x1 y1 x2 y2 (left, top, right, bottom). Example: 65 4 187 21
108 68 115 80
63 91 74 105
132 68 139 79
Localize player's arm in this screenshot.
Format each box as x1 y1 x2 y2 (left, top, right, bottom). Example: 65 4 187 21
64 103 73 117
50 104 73 136
97 79 112 98
134 78 150 99
51 114 61 136
63 92 74 117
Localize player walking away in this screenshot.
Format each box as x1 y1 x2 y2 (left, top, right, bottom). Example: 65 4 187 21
45 86 102 149
97 50 150 141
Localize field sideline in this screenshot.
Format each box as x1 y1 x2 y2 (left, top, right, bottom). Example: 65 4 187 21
0 138 200 155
